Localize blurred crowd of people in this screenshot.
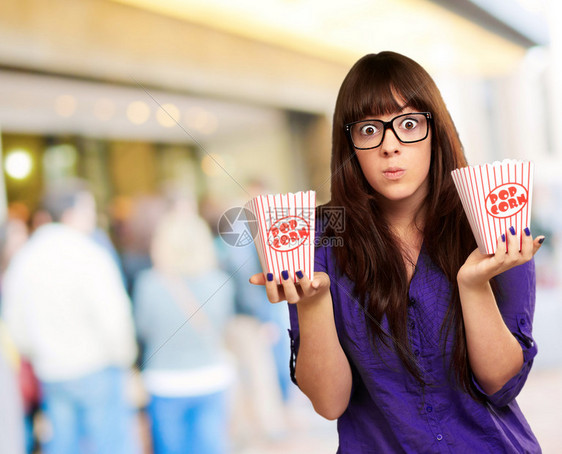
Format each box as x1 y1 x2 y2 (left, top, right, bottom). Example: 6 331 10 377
0 179 293 454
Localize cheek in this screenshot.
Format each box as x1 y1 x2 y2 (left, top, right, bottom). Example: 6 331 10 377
355 153 379 184
416 145 432 175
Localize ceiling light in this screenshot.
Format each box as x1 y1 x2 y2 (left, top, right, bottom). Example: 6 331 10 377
127 101 151 125
5 149 33 180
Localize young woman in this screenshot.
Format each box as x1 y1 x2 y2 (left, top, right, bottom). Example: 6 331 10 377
250 51 544 452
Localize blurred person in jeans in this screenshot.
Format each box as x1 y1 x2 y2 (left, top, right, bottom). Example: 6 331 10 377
0 217 36 454
0 320 26 454
133 202 235 454
1 180 139 454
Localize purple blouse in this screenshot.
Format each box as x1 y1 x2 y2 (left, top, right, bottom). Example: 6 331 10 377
288 238 540 453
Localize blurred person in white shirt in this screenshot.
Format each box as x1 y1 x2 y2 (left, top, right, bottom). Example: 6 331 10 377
1 179 139 454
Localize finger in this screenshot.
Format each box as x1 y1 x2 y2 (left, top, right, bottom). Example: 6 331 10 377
495 232 507 257
264 272 285 303
312 272 331 290
311 278 321 290
532 235 546 255
505 225 519 257
489 233 507 272
249 273 266 285
279 270 300 303
295 270 314 296
520 227 535 260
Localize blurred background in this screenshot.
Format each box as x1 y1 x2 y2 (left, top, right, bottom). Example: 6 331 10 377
0 0 560 453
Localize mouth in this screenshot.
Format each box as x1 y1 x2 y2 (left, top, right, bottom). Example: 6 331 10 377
383 167 405 180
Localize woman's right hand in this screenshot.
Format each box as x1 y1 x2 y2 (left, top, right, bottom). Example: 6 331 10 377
252 270 350 419
249 271 330 305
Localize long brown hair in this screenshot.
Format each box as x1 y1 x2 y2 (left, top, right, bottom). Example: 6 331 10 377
326 51 478 395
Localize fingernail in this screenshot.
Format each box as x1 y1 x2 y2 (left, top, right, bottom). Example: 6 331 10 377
296 270 304 279
509 226 516 235
538 237 545 244
501 234 506 243
282 270 289 280
524 227 531 237
266 273 274 282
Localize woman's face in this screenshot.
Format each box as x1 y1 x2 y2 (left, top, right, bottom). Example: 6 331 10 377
353 106 432 210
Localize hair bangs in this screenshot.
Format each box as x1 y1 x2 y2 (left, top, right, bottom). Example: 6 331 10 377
393 81 433 114
342 63 430 124
358 83 401 120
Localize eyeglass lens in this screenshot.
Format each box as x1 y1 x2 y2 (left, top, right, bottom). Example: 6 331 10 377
349 113 428 149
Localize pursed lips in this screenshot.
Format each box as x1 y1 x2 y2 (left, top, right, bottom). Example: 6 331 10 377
382 167 406 180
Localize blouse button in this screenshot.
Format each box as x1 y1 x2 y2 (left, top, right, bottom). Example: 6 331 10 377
426 405 433 413
409 297 416 306
520 318 526 326
414 349 420 356
436 434 443 441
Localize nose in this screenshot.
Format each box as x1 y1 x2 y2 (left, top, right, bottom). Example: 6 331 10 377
379 127 401 156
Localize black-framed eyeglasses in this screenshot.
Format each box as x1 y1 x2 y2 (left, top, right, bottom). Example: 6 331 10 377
345 112 432 150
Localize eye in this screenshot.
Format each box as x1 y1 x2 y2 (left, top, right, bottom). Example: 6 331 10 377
399 118 419 130
359 123 380 136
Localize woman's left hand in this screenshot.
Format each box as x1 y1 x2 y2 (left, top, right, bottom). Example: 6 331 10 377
457 226 545 288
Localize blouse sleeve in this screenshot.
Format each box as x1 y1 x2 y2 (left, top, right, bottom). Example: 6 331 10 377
287 218 330 386
471 259 538 407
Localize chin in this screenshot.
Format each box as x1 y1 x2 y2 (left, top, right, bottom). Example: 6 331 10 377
374 183 427 204
378 190 423 205
376 189 412 200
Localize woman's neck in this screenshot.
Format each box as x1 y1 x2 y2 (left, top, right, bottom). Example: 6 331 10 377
381 199 425 240
377 176 429 237
380 197 426 279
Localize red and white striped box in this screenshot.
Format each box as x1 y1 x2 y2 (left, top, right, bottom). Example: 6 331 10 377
451 159 534 254
245 190 316 284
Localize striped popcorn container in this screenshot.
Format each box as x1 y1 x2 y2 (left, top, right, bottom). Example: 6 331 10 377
451 159 534 254
245 190 316 284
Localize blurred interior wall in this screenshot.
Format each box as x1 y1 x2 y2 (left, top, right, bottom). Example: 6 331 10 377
0 0 349 114
1 0 560 232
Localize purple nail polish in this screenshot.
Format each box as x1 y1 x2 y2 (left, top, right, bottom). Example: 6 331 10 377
524 227 531 237
282 270 289 280
296 270 304 279
266 273 274 282
538 237 545 244
509 226 516 235
501 234 506 243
